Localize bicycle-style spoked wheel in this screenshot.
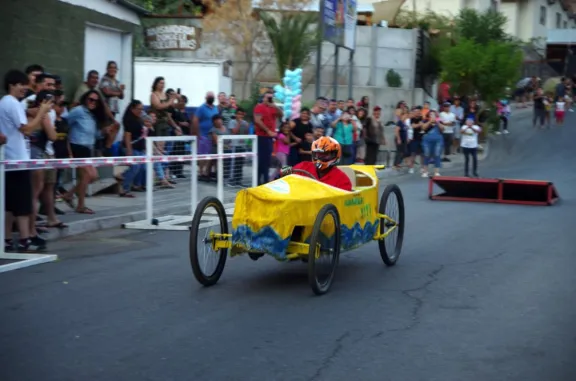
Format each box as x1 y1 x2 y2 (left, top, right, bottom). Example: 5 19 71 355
189 197 229 286
308 204 341 295
378 184 405 266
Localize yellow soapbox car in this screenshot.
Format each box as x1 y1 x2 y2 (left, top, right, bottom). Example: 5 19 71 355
189 165 405 295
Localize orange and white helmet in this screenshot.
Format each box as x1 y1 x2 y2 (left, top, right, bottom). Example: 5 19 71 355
311 136 341 171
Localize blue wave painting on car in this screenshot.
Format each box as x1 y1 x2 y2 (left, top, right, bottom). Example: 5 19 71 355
232 220 379 260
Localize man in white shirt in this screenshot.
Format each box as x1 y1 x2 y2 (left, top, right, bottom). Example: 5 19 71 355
0 69 52 252
439 102 456 162
460 118 481 177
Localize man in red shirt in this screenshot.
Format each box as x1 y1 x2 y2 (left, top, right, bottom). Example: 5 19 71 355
281 136 353 191
253 92 280 184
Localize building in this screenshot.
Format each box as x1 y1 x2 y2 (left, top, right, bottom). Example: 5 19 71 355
395 0 499 15
0 0 147 105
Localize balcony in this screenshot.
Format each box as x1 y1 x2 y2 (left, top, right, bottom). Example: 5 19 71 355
547 28 576 44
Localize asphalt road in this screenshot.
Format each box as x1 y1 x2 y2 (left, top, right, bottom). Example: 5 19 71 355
1 112 575 381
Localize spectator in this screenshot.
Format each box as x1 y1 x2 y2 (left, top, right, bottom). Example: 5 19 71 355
24 64 45 98
169 94 191 179
325 99 342 136
439 102 456 161
555 95 566 126
229 94 238 111
276 121 293 167
53 100 71 198
193 91 220 181
145 110 175 189
357 95 369 109
309 97 329 131
407 106 424 174
422 101 431 119
228 107 250 186
533 88 546 129
289 107 312 165
119 100 147 197
421 110 444 178
355 107 367 163
393 109 408 170
337 100 346 111
28 91 62 233
209 114 232 178
496 99 511 134
364 106 386 165
99 61 124 147
217 92 234 128
73 70 117 154
299 132 314 162
332 112 354 165
450 97 464 154
62 90 108 214
1 69 52 252
149 77 178 138
464 99 479 123
253 91 280 185
460 118 481 177
346 98 355 108
346 106 361 162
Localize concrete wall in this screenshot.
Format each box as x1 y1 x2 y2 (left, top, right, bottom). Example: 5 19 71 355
0 0 138 98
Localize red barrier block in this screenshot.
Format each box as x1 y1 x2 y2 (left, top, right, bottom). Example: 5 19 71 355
500 179 559 206
429 177 559 206
429 176 501 203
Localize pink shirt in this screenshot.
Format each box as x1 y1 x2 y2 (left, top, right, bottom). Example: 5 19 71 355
277 133 290 154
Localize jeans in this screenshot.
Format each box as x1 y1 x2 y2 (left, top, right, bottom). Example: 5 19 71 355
365 143 379 165
154 162 165 180
123 149 146 191
462 147 478 176
422 135 443 168
257 136 273 185
289 146 301 166
162 141 175 172
170 140 187 176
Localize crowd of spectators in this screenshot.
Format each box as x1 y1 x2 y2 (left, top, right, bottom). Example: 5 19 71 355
0 61 491 253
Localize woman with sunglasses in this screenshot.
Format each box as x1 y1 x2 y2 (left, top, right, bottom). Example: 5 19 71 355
62 90 109 214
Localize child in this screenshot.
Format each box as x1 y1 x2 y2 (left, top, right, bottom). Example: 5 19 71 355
276 122 294 167
496 99 511 135
460 118 481 177
555 96 566 126
299 132 314 162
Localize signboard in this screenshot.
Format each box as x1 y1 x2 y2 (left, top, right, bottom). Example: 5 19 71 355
145 25 201 51
322 0 357 50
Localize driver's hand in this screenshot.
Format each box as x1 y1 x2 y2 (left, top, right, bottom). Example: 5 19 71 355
279 166 292 177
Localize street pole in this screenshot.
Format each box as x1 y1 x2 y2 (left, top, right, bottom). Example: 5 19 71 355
315 0 326 99
348 50 354 99
334 45 339 99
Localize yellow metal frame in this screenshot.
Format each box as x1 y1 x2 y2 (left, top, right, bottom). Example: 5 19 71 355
208 212 398 258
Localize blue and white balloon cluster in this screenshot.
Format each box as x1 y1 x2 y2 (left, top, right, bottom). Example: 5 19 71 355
273 68 303 120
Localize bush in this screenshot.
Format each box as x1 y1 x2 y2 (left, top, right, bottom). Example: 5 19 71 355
386 69 403 88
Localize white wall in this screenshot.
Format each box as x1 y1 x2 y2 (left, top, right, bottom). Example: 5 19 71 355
504 0 575 44
57 0 141 25
134 58 227 107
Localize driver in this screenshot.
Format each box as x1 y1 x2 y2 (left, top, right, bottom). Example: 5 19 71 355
280 136 353 191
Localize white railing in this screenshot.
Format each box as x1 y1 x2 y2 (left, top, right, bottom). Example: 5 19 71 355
216 135 258 202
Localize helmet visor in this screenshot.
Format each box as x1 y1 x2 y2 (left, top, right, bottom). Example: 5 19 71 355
312 150 337 163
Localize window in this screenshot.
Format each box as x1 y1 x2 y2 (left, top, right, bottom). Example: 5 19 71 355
556 13 562 28
564 21 568 29
540 6 547 26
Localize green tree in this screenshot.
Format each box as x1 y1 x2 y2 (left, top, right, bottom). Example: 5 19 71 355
455 8 510 46
259 12 319 82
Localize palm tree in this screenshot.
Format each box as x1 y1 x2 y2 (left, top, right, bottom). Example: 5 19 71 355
259 11 319 82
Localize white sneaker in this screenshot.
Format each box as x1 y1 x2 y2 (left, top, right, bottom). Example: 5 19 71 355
408 168 414 174
434 172 441 177
421 172 429 178
503 130 509 134
495 131 502 135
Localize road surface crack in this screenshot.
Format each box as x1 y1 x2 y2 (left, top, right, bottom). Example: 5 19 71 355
307 331 351 381
373 265 445 337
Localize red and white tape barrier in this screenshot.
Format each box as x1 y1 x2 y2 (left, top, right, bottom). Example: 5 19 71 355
0 152 256 171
